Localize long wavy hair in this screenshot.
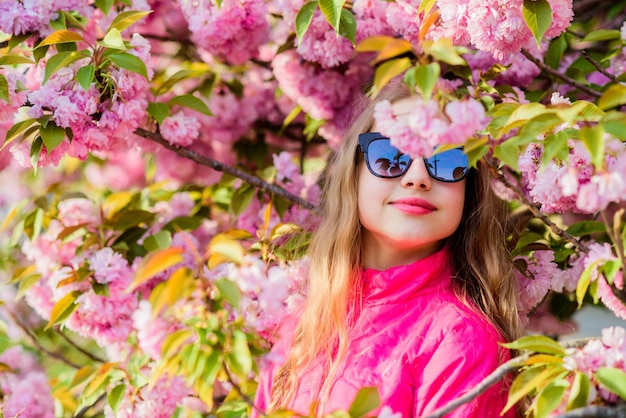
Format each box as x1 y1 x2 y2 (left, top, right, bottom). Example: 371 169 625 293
269 84 522 411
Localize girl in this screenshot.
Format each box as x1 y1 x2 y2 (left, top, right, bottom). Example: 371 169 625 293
253 84 522 417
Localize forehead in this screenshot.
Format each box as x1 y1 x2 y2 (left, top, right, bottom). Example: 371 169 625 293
371 96 418 131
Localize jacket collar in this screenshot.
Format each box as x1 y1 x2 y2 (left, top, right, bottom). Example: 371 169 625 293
361 247 454 306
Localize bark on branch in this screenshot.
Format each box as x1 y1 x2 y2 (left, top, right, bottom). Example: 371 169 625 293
423 354 531 418
134 128 319 212
520 49 602 99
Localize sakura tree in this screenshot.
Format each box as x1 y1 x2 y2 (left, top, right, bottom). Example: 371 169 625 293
1 0 626 417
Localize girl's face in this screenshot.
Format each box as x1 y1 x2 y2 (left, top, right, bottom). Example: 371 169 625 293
357 97 466 270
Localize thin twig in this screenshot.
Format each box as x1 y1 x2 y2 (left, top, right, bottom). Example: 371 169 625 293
582 50 620 84
520 49 602 99
58 329 107 364
74 392 106 418
423 353 531 418
6 308 82 369
221 363 267 416
133 128 319 212
485 158 588 253
0 40 7 49
554 405 626 417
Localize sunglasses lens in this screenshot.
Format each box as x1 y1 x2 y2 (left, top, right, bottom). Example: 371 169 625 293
367 139 411 178
424 148 469 182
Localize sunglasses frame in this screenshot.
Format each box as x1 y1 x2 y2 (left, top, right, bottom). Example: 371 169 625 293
358 132 469 183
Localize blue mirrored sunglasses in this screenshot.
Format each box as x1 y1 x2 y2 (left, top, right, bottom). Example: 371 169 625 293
358 132 469 183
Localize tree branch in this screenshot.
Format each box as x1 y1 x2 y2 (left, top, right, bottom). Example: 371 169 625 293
554 405 626 417
520 49 602 99
133 128 319 212
58 329 107 364
221 363 267 416
423 353 531 418
582 50 620 84
6 308 82 369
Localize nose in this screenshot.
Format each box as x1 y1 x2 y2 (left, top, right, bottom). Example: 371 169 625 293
401 159 432 190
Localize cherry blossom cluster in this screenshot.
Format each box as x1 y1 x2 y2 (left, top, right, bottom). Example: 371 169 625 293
373 97 487 158
0 345 55 418
520 137 626 214
562 326 626 407
208 255 308 337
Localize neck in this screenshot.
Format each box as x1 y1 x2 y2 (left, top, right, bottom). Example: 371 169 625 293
361 236 442 270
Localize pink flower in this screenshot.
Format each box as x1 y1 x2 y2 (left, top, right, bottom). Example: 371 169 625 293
132 300 183 360
160 111 201 147
597 272 626 320
180 0 270 65
0 346 54 418
515 251 558 313
374 97 486 158
105 374 189 418
57 198 99 227
88 248 132 285
296 12 354 68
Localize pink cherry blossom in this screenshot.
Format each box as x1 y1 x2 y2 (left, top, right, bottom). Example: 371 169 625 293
179 0 270 65
160 111 201 147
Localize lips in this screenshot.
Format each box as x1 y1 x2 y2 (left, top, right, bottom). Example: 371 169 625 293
390 197 437 215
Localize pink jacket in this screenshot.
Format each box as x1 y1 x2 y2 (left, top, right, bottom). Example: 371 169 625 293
254 249 514 417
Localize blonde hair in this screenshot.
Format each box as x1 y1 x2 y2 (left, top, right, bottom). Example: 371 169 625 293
269 84 522 411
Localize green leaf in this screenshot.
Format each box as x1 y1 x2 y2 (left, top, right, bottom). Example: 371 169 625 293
542 131 570 165
581 29 621 42
580 124 604 168
319 0 345 33
162 216 203 233
598 84 626 111
231 184 255 216
109 52 148 79
127 247 184 292
373 58 412 95
567 372 590 410
522 0 553 47
503 365 566 413
0 74 8 103
215 278 241 309
45 290 81 330
348 387 380 418
417 0 437 15
30 137 43 171
502 335 566 355
535 380 569 418
339 9 356 45
603 111 626 140
168 94 212 116
111 209 156 230
596 367 626 400
43 50 90 84
2 119 37 150
147 102 170 124
76 65 95 91
545 35 567 69
100 28 127 50
425 38 466 66
143 230 172 251
0 55 35 66
8 33 32 51
295 1 318 44
227 330 252 377
108 384 126 414
566 221 606 236
576 261 599 306
109 10 152 32
405 63 440 100
38 30 84 47
39 122 66 151
95 0 115 15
